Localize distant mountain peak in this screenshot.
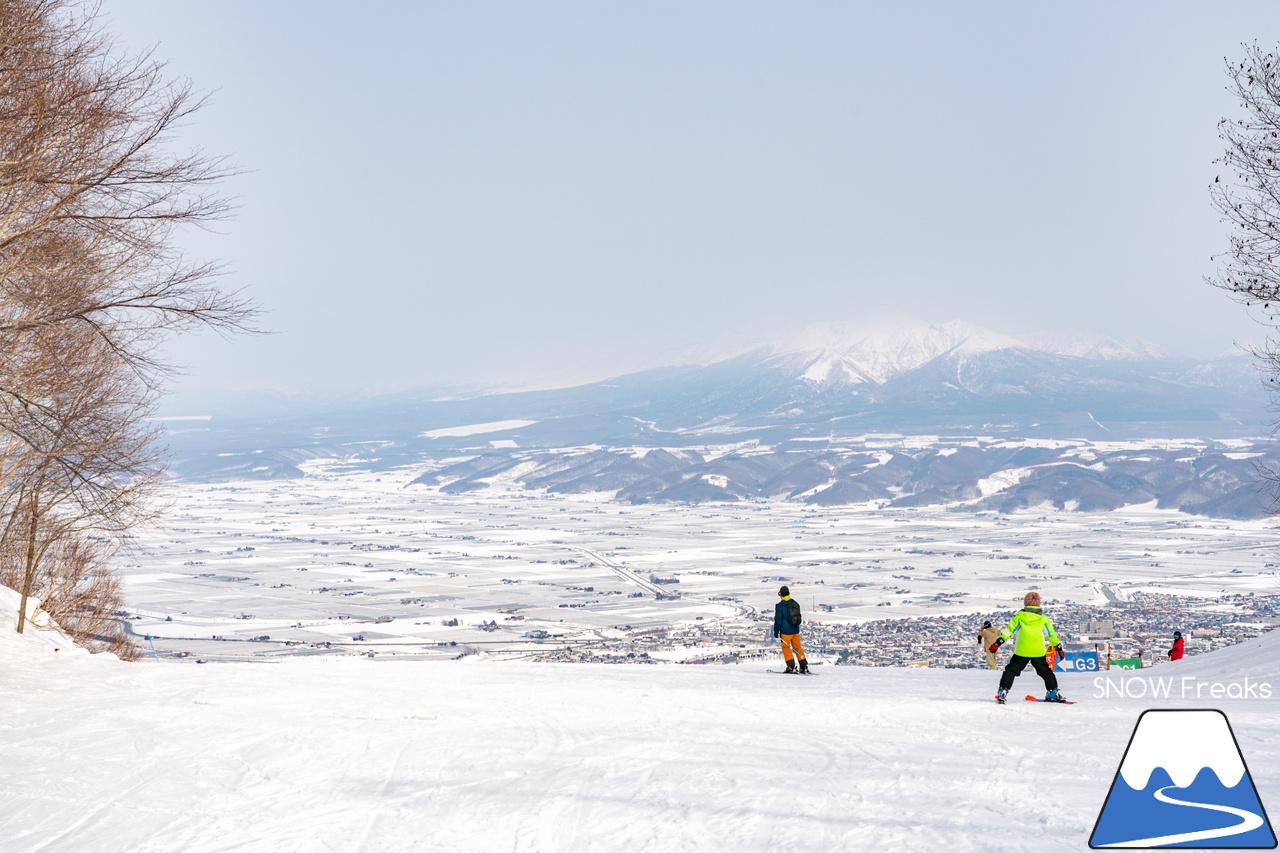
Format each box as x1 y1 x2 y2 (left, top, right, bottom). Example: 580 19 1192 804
603 314 1184 395
770 317 1024 385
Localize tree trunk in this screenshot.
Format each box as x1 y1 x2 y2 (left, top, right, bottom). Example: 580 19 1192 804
15 503 37 634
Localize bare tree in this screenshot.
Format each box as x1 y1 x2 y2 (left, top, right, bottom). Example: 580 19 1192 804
0 0 256 647
0 522 142 659
0 319 161 636
0 0 255 381
1209 43 1280 387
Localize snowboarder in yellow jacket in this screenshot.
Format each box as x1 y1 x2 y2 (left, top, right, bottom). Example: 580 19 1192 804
989 591 1066 703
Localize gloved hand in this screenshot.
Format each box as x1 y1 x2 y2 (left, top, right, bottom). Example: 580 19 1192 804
1055 644 1065 659
989 638 1004 653
773 631 780 639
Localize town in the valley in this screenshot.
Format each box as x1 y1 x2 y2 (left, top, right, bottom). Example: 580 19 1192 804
119 465 1280 669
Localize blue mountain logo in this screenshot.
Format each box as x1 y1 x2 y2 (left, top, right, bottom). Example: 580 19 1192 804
1091 709 1276 848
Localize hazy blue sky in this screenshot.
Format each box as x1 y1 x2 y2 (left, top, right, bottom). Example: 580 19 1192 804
105 1 1280 401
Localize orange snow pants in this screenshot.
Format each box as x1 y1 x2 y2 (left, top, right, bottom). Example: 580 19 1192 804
780 634 805 661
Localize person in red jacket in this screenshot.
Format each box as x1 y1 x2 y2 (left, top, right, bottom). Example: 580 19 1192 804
1169 631 1185 661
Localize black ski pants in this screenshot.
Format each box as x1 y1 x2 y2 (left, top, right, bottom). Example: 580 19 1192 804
998 654 1058 692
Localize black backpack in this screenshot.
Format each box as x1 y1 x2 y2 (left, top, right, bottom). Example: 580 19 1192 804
786 598 802 628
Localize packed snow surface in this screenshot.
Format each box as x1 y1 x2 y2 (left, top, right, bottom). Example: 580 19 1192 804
3 582 1280 853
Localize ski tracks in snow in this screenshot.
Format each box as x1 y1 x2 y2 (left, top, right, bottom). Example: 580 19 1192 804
0 656 1252 852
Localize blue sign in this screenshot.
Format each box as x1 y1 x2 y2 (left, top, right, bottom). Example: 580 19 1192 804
1056 651 1100 672
1090 709 1276 849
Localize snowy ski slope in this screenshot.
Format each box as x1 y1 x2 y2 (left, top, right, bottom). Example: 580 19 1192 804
2 583 1279 853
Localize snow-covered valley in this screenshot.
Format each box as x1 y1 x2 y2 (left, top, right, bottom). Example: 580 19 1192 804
116 466 1280 665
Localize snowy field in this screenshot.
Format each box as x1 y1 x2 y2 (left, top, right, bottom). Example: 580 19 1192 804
3 583 1280 853
117 465 1280 662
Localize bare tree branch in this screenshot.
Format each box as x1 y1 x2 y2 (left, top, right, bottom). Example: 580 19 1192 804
0 0 256 648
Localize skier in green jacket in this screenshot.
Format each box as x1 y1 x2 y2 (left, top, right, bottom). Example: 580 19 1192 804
989 591 1067 704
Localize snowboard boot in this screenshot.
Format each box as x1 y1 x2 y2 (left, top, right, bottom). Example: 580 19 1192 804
798 659 809 674
1045 689 1067 703
995 688 1008 704
784 660 797 674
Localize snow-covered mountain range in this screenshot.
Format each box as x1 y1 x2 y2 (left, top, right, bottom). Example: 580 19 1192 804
660 311 1182 384
162 317 1276 517
761 318 1028 384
